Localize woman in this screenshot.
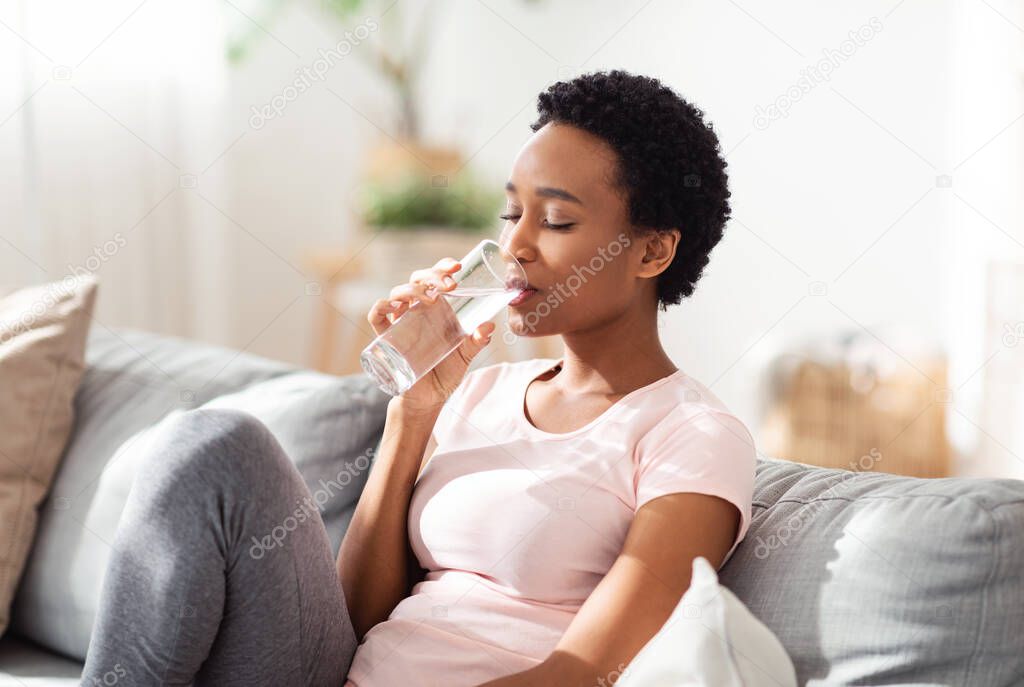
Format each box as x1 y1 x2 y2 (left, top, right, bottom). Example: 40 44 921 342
81 70 755 687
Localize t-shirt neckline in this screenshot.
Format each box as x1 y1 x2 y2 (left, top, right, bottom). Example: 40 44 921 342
517 358 685 440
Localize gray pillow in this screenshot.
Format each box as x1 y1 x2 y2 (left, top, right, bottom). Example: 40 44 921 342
10 328 390 661
720 457 1024 685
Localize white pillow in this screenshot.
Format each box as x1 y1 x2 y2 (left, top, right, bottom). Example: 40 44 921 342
617 556 797 687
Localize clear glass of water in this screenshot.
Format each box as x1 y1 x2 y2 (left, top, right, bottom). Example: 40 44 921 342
359 239 528 396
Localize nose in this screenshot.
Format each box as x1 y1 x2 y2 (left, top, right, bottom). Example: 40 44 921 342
499 222 536 265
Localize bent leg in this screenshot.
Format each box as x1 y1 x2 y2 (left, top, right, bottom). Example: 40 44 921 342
81 409 357 686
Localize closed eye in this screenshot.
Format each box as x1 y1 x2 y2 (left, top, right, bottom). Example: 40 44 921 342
499 214 575 230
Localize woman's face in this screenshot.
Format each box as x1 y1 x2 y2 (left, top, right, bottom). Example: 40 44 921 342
499 122 661 339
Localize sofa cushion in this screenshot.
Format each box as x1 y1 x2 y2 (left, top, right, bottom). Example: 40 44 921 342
0 634 81 686
0 276 97 637
719 457 1024 686
9 327 390 661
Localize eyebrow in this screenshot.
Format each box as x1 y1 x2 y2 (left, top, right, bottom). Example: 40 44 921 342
504 181 584 206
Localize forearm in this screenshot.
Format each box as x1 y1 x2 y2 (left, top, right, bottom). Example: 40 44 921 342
337 397 440 641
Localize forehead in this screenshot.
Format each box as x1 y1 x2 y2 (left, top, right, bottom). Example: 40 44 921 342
508 122 620 202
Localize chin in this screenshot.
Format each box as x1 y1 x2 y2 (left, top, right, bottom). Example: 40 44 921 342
505 313 548 339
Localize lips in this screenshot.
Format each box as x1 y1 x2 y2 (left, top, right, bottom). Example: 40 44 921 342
509 287 538 307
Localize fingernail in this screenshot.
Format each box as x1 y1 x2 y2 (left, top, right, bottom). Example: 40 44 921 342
443 276 455 287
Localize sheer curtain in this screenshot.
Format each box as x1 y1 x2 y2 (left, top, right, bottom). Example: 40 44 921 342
1 0 232 343
948 0 1024 476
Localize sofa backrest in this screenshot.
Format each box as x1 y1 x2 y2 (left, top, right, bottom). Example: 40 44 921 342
720 457 1024 685
14 326 1024 685
10 327 390 661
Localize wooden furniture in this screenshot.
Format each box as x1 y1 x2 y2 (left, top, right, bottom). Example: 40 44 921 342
761 356 952 478
303 247 368 376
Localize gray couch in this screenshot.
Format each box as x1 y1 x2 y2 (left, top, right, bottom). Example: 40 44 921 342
2 328 1022 686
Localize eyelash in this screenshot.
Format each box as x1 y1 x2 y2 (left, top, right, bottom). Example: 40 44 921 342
499 214 575 230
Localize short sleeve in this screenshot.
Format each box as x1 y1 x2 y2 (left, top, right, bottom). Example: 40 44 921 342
634 409 757 560
430 381 467 447
428 362 503 448
430 362 495 446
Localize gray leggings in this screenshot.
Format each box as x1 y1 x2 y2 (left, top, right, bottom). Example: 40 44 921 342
80 409 358 686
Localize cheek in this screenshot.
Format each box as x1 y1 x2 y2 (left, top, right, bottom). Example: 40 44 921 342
506 262 630 336
535 261 627 322
560 248 631 299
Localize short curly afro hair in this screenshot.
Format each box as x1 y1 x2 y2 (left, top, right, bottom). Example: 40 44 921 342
529 69 731 310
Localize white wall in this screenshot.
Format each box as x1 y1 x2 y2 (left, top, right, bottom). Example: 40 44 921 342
4 0 1022 472
948 0 1024 476
225 0 964 432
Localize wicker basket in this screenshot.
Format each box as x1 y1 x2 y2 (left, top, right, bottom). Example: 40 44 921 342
761 357 951 477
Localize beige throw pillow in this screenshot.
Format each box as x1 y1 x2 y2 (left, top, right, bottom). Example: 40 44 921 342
0 275 97 635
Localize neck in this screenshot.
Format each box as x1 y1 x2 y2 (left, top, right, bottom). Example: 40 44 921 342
551 298 678 396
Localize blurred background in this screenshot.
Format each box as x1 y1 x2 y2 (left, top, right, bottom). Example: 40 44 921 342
3 0 1023 479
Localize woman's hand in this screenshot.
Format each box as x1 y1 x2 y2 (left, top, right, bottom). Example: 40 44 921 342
367 256 496 411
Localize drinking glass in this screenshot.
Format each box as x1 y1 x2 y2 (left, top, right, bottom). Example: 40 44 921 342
360 239 527 396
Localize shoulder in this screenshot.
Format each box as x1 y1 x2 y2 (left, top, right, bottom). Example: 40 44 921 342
634 370 757 471
632 388 758 538
637 405 756 462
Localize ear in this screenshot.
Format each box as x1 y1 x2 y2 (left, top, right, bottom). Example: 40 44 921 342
637 228 680 279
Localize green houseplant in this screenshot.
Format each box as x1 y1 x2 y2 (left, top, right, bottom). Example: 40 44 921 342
359 173 502 233
227 0 539 281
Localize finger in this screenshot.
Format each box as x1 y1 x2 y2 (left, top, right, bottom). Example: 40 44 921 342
421 256 458 274
410 257 460 283
462 321 496 356
410 266 458 293
385 299 410 324
413 275 452 299
435 257 460 273
368 298 403 335
389 281 437 304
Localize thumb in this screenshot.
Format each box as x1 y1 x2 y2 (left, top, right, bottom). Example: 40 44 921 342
462 321 496 358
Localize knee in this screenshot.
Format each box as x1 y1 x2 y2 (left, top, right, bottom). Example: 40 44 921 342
139 408 293 496
171 407 274 448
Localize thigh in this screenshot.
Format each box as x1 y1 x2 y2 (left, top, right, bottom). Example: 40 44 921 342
86 408 359 687
185 409 358 687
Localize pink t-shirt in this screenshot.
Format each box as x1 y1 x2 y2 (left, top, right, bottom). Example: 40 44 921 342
344 358 756 687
